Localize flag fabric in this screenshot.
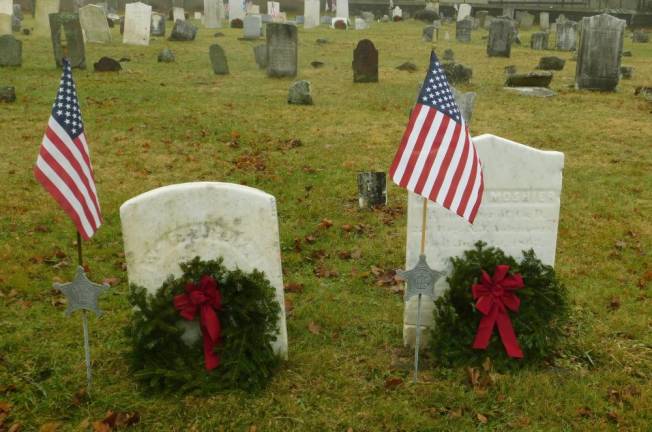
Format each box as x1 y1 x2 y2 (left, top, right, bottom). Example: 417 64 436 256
389 51 484 223
34 59 102 240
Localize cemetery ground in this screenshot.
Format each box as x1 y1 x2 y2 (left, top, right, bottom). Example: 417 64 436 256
1 16 651 431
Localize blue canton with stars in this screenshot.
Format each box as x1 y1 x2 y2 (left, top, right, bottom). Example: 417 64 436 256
417 51 461 123
52 59 84 139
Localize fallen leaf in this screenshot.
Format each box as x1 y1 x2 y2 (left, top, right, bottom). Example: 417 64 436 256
576 406 593 418
314 266 339 278
293 238 302 252
448 408 463 418
608 297 621 311
606 411 619 423
71 387 88 406
284 298 294 315
350 249 362 260
91 421 111 432
8 422 22 432
302 166 316 174
304 235 316 244
337 251 352 260
614 240 626 251
318 219 333 229
284 282 304 293
34 225 51 233
342 224 353 232
39 422 61 432
308 321 321 335
384 376 403 390
482 357 492 372
114 411 140 427
0 401 11 413
102 277 120 287
476 413 488 424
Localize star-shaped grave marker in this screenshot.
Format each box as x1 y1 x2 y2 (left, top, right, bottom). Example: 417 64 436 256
54 266 109 316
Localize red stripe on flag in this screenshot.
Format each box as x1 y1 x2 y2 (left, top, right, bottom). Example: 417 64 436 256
456 151 479 217
468 177 484 223
399 107 437 189
428 121 462 201
412 115 450 196
443 134 471 208
389 106 421 179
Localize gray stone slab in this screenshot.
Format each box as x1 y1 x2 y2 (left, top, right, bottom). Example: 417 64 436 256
209 43 229 74
266 23 297 77
49 12 85 69
487 17 514 57
575 13 625 91
0 34 21 66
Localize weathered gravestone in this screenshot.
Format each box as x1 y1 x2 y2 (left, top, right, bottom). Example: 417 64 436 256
361 11 375 23
49 13 85 68
0 34 21 66
537 56 565 70
502 7 514 19
243 14 262 38
336 0 349 19
229 0 245 22
119 182 289 358
540 12 549 30
287 80 312 105
442 48 454 62
422 25 437 42
157 47 175 62
457 3 471 21
303 0 319 29
620 66 632 79
253 43 267 67
575 14 625 91
402 135 564 346
555 18 577 51
517 11 534 30
12 3 22 20
352 39 378 83
209 43 228 74
172 6 185 22
123 2 151 46
0 85 15 102
266 23 297 77
169 19 197 40
530 31 548 50
452 85 476 124
455 16 472 43
357 172 386 208
632 30 649 43
487 17 514 57
35 0 60 36
442 62 472 84
151 12 165 36
203 0 221 28
354 17 368 30
79 5 111 43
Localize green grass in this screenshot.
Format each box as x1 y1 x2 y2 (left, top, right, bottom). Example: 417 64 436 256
1 16 651 431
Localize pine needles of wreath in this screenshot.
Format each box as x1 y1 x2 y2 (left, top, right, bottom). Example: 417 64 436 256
126 257 281 394
430 242 569 369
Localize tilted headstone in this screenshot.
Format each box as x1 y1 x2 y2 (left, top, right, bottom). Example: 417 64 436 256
266 22 297 77
123 2 151 46
172 6 185 22
79 5 111 43
229 0 245 21
517 11 534 30
530 31 548 50
203 0 221 28
253 43 267 68
403 135 564 346
575 14 625 91
539 12 549 30
352 39 378 83
455 16 472 43
49 12 85 69
119 182 289 358
336 0 349 18
555 18 577 51
0 34 21 66
151 12 166 36
456 3 471 21
169 19 197 40
35 0 60 36
243 14 262 38
209 43 229 74
487 16 514 57
303 0 319 29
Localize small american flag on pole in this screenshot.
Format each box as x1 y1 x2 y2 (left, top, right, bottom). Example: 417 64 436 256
34 59 102 240
389 51 484 223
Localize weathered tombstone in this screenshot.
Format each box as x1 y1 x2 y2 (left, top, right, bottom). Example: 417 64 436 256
93 56 121 71
194 12 202 20
266 22 297 77
476 10 488 28
422 25 437 42
354 17 367 30
253 43 267 68
505 71 553 87
172 6 185 22
49 13 85 68
452 85 476 123
575 14 625 91
442 62 472 84
632 30 649 43
357 172 387 208
123 2 151 46
502 7 514 19
336 0 349 18
288 80 312 105
79 5 111 43
228 0 245 21
555 18 577 51
455 16 472 43
457 3 471 21
303 0 319 29
361 11 374 23
119 182 289 358
158 47 175 62
209 43 228 74
0 85 15 102
518 11 534 30
620 66 632 79
536 56 565 70
539 12 549 30
12 4 22 20
403 135 564 346
483 15 494 30
0 34 21 66
170 19 197 40
35 0 60 36
442 48 454 62
487 16 514 57
151 12 166 36
243 14 262 38
530 31 548 50
203 0 221 28
12 14 20 32
352 39 378 83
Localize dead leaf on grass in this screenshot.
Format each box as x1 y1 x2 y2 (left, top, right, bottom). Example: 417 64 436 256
39 422 61 432
318 219 333 229
476 413 488 424
284 282 304 293
102 277 120 287
384 376 403 390
308 321 321 334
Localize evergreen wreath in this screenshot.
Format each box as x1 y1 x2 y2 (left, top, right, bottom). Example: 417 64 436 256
126 257 281 394
430 242 569 369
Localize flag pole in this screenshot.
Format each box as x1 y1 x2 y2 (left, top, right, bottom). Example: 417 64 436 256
76 231 93 394
413 197 428 383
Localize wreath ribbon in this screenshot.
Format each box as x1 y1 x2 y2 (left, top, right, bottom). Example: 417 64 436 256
472 265 524 359
174 275 223 370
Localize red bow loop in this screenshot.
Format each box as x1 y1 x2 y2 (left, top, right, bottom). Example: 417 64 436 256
471 265 524 359
173 275 223 371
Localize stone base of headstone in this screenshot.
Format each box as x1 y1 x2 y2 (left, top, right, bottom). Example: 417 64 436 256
357 172 387 209
536 56 565 71
93 56 121 71
442 62 472 85
620 66 633 79
503 86 556 97
505 71 553 87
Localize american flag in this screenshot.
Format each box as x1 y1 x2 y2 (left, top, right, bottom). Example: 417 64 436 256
34 59 102 240
389 51 484 223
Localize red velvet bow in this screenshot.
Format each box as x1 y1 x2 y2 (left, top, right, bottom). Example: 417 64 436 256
173 275 222 371
472 265 524 359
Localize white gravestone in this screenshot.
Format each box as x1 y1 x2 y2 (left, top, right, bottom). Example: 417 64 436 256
194 11 202 19
120 182 289 357
539 12 549 30
303 0 319 29
79 5 111 43
354 17 367 30
35 0 60 36
403 134 565 347
123 2 151 46
172 7 185 21
243 14 261 38
204 0 221 28
267 1 279 17
336 0 348 19
246 4 259 14
229 0 245 21
0 0 10 16
457 3 471 21
392 6 402 18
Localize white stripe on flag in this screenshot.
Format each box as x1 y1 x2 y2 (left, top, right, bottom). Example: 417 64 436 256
420 119 456 198
391 105 429 184
463 165 483 220
36 156 94 238
435 127 468 204
406 110 444 192
449 138 475 213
